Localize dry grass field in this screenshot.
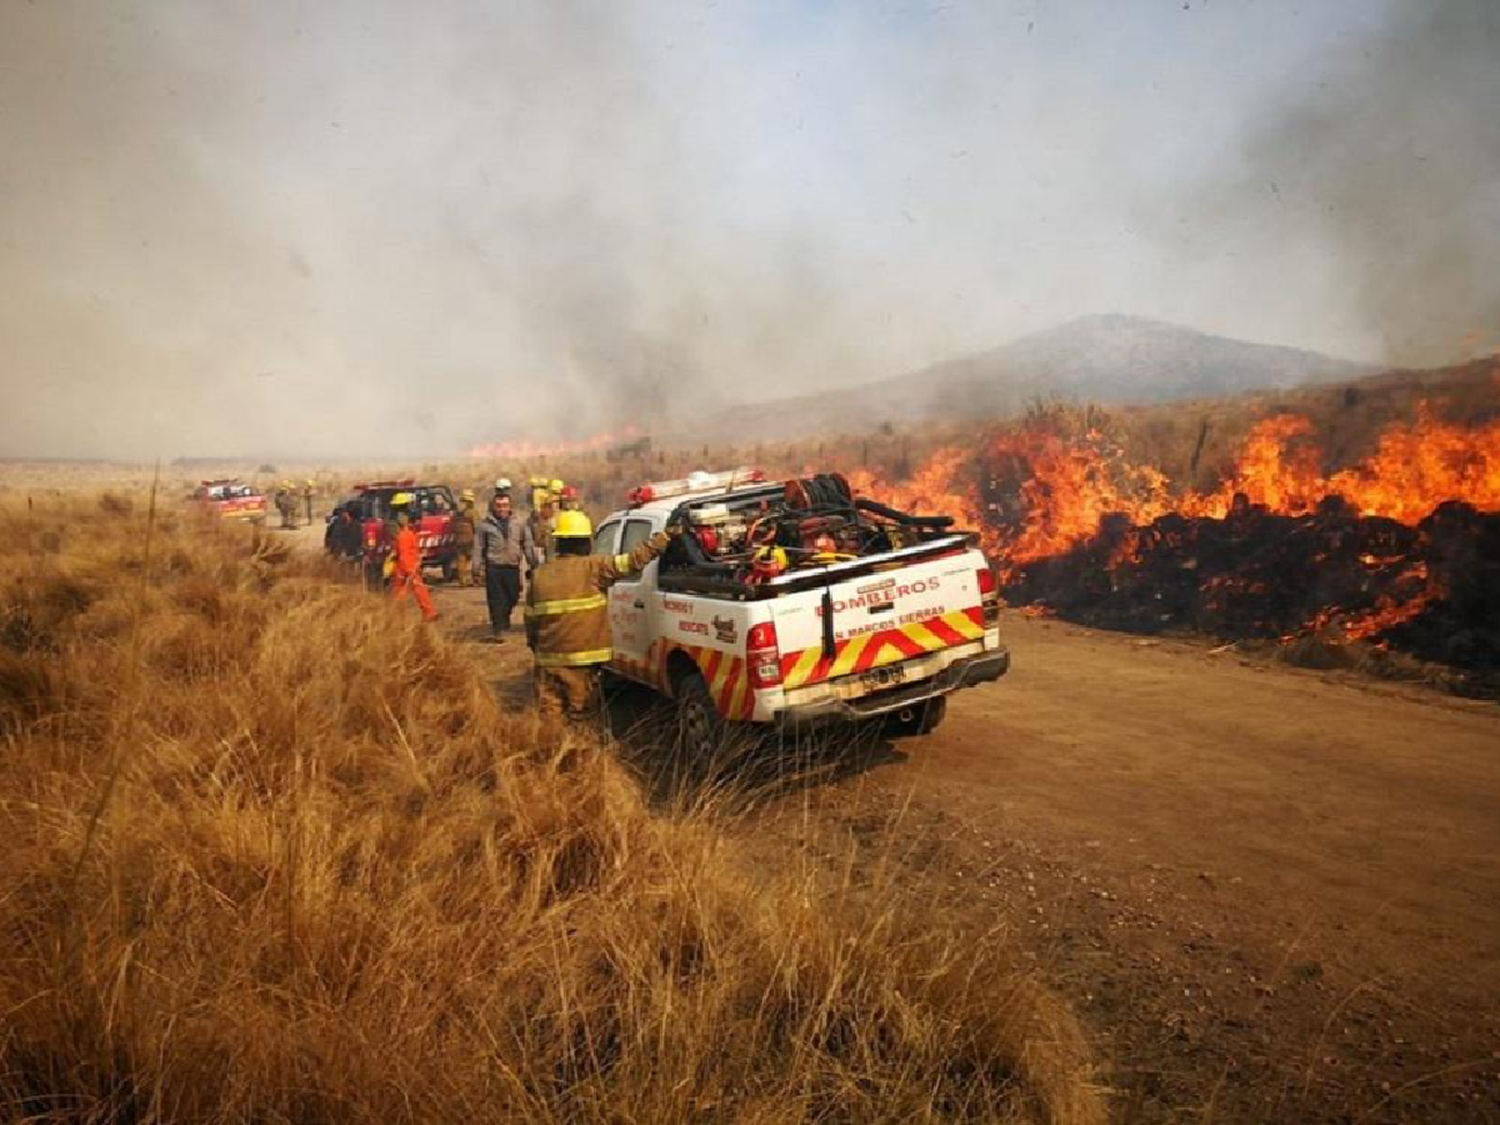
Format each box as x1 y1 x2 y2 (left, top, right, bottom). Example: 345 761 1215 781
0 492 1100 1123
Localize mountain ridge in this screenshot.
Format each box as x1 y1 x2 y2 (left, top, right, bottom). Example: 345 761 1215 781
686 315 1376 441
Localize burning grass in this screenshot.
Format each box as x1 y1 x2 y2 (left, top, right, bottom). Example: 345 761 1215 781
852 390 1500 686
0 496 1099 1123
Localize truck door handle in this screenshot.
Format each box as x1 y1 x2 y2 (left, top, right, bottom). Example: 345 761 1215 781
868 603 895 614
633 600 645 609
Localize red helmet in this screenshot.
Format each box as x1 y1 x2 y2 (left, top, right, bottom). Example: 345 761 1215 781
560 484 581 501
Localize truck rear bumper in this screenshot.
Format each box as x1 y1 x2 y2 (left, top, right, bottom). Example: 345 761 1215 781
775 646 1009 730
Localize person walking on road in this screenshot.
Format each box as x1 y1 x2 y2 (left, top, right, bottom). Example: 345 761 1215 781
390 493 438 622
525 509 676 719
474 492 536 641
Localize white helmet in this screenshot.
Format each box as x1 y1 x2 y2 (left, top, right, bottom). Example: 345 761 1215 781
494 477 513 492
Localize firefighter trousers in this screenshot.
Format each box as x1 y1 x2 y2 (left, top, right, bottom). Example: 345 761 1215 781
535 665 601 719
392 569 438 621
454 553 473 587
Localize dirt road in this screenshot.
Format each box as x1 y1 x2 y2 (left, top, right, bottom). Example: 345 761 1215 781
804 616 1500 1123
389 564 1500 1122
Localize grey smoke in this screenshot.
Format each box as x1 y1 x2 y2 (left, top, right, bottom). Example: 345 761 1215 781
1218 0 1500 365
0 2 828 459
2 2 1494 461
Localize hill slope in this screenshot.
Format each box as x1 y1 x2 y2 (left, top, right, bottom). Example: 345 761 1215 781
694 315 1373 440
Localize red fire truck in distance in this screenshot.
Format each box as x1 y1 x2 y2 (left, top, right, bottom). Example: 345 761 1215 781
191 479 268 524
325 480 460 585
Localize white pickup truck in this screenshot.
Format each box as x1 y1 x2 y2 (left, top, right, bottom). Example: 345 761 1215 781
591 468 1009 752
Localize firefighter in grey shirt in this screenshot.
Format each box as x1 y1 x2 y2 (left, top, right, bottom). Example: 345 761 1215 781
473 492 538 640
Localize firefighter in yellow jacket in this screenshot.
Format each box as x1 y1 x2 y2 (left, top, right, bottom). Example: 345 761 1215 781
525 509 675 718
451 488 477 586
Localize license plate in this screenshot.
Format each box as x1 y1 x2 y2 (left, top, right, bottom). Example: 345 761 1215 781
861 664 906 691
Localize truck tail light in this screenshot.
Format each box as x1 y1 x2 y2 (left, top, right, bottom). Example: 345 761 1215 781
977 564 1000 626
747 621 782 690
976 565 995 596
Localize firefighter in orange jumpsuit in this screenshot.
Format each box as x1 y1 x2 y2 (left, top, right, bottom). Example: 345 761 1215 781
525 509 675 718
389 493 438 622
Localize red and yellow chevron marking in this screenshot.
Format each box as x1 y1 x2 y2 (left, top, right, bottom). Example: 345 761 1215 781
709 649 754 721
611 639 667 691
628 642 754 720
610 640 753 720
682 644 755 720
778 606 985 690
613 607 984 717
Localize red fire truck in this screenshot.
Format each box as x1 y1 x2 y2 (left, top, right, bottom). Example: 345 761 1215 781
325 480 460 585
191 479 268 524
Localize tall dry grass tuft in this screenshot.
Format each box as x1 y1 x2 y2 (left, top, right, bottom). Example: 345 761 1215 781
0 498 1099 1124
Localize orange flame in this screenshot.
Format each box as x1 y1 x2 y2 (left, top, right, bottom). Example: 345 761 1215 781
855 406 1499 563
468 424 644 460
851 403 1500 646
845 447 983 530
1185 406 1500 523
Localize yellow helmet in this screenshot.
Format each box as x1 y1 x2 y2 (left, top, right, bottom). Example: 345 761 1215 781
549 478 564 492
390 491 413 507
460 488 476 502
554 509 593 540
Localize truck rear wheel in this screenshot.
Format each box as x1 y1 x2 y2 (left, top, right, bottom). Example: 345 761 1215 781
674 671 725 760
884 696 947 738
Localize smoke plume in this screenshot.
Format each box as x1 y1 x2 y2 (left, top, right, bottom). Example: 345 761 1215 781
1226 0 1500 365
2 2 1494 460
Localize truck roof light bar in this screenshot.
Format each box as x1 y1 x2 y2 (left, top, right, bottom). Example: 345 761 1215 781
627 466 766 507
355 478 416 491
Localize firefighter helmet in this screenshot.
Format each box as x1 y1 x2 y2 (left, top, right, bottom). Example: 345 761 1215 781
560 484 580 501
554 510 592 540
549 478 564 493
460 488 476 502
390 491 413 507
494 477 512 492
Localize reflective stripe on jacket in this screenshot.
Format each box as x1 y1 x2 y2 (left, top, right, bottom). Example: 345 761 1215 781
525 532 670 668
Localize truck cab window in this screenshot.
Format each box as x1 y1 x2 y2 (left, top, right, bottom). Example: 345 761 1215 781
592 522 620 555
620 518 655 555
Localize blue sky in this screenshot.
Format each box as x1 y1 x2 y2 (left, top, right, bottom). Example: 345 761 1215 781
1 0 1492 458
